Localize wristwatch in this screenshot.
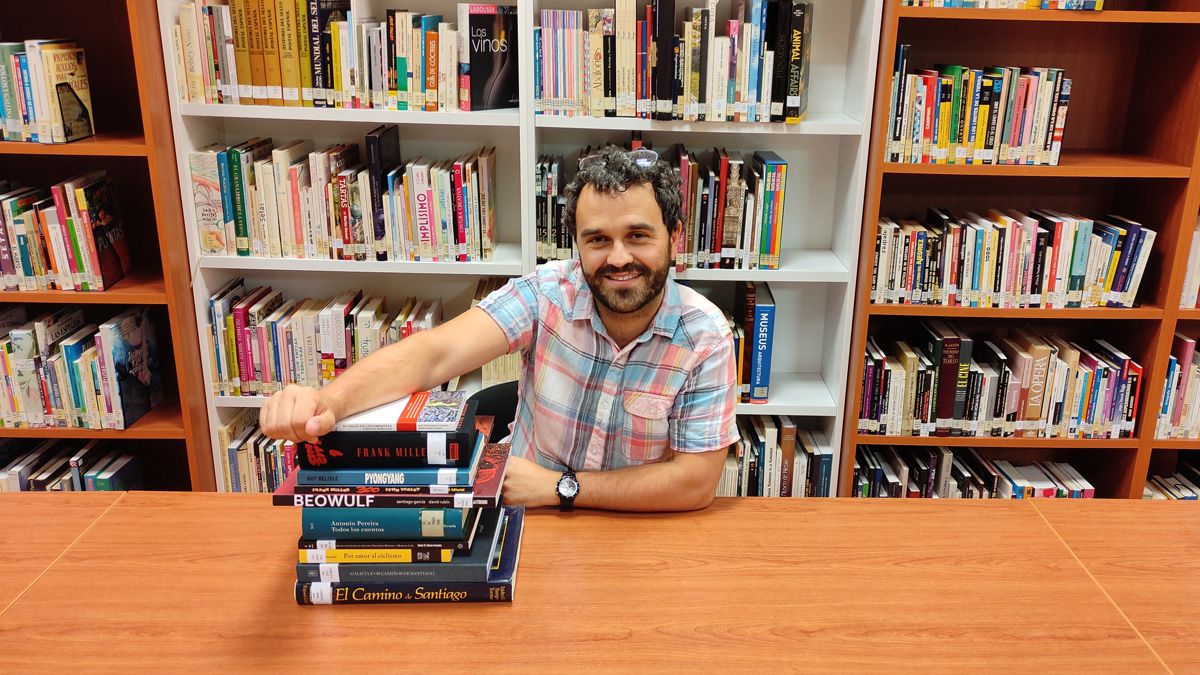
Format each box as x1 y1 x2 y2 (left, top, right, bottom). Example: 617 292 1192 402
556 469 579 511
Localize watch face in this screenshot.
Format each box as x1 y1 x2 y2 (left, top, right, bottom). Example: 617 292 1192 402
558 476 579 499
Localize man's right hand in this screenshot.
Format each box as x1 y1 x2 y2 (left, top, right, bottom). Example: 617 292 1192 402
259 384 338 444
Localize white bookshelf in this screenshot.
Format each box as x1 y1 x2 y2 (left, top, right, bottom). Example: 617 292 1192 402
157 0 882 495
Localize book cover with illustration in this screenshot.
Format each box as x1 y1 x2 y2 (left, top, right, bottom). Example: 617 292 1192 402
75 174 131 291
99 308 164 428
46 47 94 142
462 5 519 111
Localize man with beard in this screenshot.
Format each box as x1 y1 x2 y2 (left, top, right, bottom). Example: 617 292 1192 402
259 146 739 512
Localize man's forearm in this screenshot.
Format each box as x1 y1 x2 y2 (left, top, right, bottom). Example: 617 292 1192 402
573 456 719 512
321 330 445 420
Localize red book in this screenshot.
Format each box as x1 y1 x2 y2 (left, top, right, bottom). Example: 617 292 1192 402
335 390 469 432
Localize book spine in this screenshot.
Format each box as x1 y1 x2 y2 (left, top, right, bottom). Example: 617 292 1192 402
749 296 775 403
297 562 488 584
283 490 495 509
300 506 465 540
296 579 512 604
296 457 476 484
295 430 473 469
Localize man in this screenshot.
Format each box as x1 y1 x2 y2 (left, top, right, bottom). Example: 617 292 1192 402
260 146 739 512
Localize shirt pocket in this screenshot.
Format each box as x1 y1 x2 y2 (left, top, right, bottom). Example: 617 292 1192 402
620 391 673 464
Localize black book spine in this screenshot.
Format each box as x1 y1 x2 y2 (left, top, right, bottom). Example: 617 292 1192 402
654 0 675 120
603 33 616 117
769 0 789 122
295 429 476 470
784 2 805 123
952 335 973 436
672 33 683 119
282 490 500 508
891 44 910 161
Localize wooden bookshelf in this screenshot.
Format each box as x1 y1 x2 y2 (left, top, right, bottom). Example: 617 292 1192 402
0 0 214 490
0 133 149 157
3 270 168 305
843 1 1200 498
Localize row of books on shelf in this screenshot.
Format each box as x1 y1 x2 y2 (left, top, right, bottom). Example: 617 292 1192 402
538 140 790 271
171 1 519 112
871 208 1155 309
859 322 1143 440
900 1 1106 8
535 0 811 124
0 41 94 144
715 418 830 497
274 393 524 604
1144 462 1200 500
886 45 1071 166
853 446 1096 499
0 173 133 293
205 277 520 402
191 126 498 262
1175 218 1200 309
0 306 164 431
1156 332 1200 440
0 439 142 492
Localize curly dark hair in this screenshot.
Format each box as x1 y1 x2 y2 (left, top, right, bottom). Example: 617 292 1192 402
560 146 682 239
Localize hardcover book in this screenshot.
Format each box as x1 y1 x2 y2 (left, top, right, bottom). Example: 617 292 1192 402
298 400 478 470
296 505 524 604
296 505 506 583
300 504 473 540
98 308 164 428
462 5 519 110
296 415 492 486
297 506 486 564
334 389 468 432
45 47 94 143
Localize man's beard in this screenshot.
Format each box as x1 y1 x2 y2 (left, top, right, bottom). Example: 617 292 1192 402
585 254 672 314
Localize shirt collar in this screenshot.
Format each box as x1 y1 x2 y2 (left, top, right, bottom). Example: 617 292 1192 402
568 261 683 341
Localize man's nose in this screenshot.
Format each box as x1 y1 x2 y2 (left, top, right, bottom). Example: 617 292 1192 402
607 239 634 267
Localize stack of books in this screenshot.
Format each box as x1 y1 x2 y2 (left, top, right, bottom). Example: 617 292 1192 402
717 419 830 497
274 389 525 605
0 305 164 431
0 439 141 491
1 172 133 293
885 45 1071 166
860 323 1143 440
0 40 94 144
535 1 813 123
872 209 1155 309
189 126 498 262
1156 332 1200 440
1144 461 1200 500
205 282 445 396
854 446 1095 499
1176 217 1200 309
169 2 518 112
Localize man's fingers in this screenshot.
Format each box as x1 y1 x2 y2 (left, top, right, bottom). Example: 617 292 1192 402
304 409 335 442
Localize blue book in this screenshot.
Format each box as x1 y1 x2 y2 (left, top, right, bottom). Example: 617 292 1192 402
302 506 471 540
1065 213 1093 308
97 308 164 428
17 53 35 143
749 281 775 403
296 507 505 584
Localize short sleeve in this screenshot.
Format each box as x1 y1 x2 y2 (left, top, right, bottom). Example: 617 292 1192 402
477 273 540 354
669 332 739 453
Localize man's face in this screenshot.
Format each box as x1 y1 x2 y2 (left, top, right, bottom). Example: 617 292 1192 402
574 182 680 315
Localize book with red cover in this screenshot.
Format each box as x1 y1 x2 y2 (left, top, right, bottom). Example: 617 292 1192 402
334 390 468 432
296 400 479 470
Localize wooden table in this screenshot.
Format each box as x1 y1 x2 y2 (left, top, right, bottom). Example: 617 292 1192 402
0 493 1192 672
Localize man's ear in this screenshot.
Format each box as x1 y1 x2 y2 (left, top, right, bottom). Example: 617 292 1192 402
669 220 683 258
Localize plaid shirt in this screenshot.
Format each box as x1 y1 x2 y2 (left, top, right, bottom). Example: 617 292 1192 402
478 260 739 472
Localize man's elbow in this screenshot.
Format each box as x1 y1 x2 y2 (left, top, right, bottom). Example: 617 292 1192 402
680 470 720 511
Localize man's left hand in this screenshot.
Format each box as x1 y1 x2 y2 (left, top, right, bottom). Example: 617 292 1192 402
502 455 560 508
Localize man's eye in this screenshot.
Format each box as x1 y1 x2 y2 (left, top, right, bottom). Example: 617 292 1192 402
630 232 647 239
